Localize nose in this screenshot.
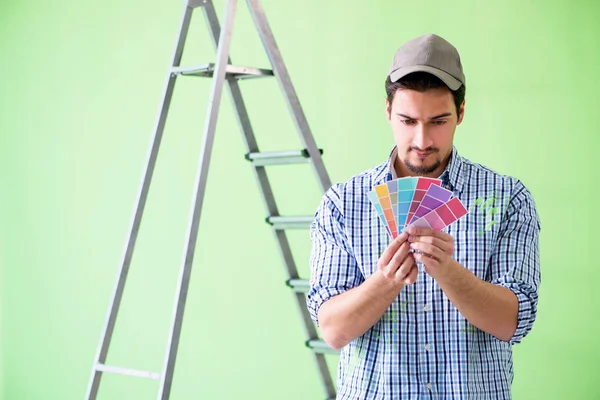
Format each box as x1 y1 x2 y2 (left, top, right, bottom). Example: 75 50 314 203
412 123 433 150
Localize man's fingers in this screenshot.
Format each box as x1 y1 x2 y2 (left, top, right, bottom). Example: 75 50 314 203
411 242 444 261
403 263 419 284
385 242 410 274
409 235 453 255
378 232 408 267
414 251 440 271
395 252 415 280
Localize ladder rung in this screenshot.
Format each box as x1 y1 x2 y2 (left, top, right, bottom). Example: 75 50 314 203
245 149 323 166
287 278 309 293
94 363 161 380
266 216 313 230
306 339 339 355
171 63 274 79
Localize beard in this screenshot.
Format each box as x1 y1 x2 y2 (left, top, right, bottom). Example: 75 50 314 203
403 148 441 175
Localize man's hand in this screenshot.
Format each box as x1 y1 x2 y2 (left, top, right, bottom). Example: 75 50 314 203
405 226 520 342
317 232 419 349
406 226 458 279
378 232 418 285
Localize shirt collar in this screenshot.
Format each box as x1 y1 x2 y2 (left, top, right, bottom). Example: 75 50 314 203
372 146 465 194
438 146 465 194
371 148 395 185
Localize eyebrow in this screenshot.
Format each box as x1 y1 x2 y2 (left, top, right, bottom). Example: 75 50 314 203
397 112 452 120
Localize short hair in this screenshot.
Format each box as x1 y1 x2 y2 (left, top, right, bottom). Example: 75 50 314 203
385 72 466 118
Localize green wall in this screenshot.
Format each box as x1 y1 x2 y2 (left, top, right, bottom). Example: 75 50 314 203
1 0 599 399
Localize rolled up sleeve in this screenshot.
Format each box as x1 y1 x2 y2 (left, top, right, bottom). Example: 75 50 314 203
490 180 541 345
306 186 363 326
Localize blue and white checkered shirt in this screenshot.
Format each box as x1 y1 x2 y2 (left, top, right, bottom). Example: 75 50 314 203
307 146 541 399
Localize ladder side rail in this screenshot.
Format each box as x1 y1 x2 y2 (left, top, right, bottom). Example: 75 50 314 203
204 2 336 398
204 1 322 343
85 1 195 398
246 0 332 192
157 0 240 398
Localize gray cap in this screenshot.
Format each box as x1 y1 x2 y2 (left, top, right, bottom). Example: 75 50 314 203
388 34 465 90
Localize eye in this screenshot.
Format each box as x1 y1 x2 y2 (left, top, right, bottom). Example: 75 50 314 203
432 120 447 125
401 119 416 125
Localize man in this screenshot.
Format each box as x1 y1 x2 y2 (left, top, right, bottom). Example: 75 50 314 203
307 34 541 399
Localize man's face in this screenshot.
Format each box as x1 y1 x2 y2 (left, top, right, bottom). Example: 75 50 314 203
386 87 464 178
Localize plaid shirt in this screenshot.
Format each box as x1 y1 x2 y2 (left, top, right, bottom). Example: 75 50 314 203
307 146 541 399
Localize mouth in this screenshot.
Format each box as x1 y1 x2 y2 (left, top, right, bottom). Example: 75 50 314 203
413 150 432 159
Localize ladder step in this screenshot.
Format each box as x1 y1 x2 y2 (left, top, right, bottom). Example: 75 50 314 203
245 149 323 166
94 363 161 380
171 63 273 80
306 339 339 355
287 278 309 293
266 216 313 230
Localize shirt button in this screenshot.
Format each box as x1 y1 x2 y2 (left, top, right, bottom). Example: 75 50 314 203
423 305 429 312
424 344 431 351
427 383 433 389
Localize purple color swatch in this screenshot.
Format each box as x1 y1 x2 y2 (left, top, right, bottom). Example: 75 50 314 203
426 184 450 201
409 185 453 224
404 197 469 232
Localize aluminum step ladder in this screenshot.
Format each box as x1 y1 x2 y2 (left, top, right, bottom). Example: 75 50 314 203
85 0 338 399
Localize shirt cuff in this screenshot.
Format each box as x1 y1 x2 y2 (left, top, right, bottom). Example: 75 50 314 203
307 286 348 326
501 283 536 345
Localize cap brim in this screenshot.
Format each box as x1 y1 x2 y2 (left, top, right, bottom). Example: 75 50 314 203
389 65 462 90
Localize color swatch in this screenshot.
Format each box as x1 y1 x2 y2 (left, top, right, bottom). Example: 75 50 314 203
367 190 393 238
396 177 418 233
406 177 441 225
368 176 468 238
373 181 398 238
409 184 453 225
384 180 399 238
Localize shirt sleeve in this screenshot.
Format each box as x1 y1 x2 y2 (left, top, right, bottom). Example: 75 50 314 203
306 185 364 326
490 180 541 345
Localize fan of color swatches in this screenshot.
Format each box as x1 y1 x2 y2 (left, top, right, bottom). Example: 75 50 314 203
367 176 468 239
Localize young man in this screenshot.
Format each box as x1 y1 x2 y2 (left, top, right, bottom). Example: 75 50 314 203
307 34 541 399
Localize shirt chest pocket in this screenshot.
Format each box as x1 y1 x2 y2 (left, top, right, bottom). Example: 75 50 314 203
450 229 497 282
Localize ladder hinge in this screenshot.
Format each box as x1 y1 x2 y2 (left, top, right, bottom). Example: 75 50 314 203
171 64 273 80
188 0 208 9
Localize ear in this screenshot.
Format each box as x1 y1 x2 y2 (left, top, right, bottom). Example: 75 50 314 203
456 100 466 125
385 98 392 122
